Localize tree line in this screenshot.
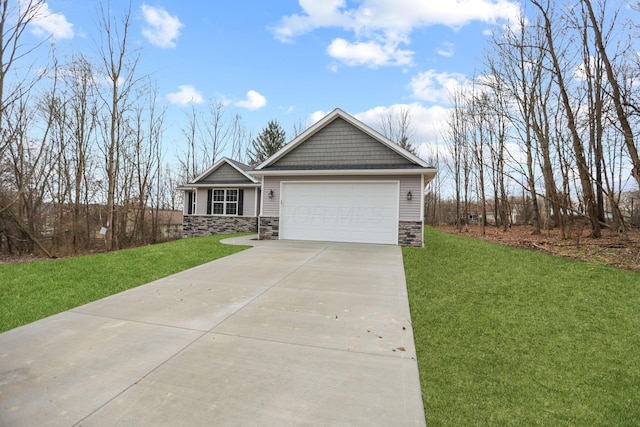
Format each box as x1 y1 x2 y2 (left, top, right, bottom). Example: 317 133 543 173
0 1 289 257
4 0 638 259
438 0 640 238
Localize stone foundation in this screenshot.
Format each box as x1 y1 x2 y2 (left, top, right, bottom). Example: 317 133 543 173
256 217 422 246
398 221 423 247
183 215 257 237
259 217 280 240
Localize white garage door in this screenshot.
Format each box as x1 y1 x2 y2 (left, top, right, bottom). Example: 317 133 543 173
280 181 399 245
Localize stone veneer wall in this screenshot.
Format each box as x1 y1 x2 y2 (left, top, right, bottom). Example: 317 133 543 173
259 217 279 240
398 221 423 247
256 217 422 247
183 215 257 237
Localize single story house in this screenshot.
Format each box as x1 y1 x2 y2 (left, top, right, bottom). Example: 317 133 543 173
179 108 437 246
179 157 261 236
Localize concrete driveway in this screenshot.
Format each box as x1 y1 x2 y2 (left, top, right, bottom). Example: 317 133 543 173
0 237 425 426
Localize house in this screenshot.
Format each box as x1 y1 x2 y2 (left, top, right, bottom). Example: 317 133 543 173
178 158 261 236
179 108 437 246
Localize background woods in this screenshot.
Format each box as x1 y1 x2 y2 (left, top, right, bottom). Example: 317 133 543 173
430 0 640 237
1 0 639 259
0 1 251 257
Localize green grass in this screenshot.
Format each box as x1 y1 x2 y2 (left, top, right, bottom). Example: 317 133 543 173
403 227 640 426
0 234 251 333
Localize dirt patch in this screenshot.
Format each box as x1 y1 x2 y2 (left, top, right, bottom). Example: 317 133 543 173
438 222 640 273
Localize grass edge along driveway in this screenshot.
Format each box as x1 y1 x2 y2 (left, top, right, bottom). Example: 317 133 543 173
403 227 640 427
0 234 251 333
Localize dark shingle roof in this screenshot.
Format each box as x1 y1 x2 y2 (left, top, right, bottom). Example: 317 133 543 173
226 158 253 172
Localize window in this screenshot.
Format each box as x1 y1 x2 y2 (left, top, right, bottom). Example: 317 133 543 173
207 189 243 215
187 191 196 215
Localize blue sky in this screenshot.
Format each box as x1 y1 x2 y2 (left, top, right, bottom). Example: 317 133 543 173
25 0 522 160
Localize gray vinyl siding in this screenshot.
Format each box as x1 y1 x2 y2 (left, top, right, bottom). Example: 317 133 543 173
270 118 413 168
243 187 257 216
196 188 208 215
399 175 422 220
262 175 422 221
199 163 250 183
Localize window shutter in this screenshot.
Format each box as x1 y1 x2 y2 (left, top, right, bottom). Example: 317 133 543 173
206 189 213 215
187 191 194 215
238 189 244 216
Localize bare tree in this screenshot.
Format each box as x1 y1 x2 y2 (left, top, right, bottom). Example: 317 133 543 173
129 83 164 244
200 98 229 166
469 91 489 234
447 89 471 231
230 113 250 163
379 106 418 155
581 0 640 193
531 0 601 237
0 0 52 254
0 0 47 156
49 54 100 253
95 0 142 250
177 105 203 181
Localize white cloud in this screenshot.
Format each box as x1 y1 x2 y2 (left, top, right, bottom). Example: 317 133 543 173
355 103 449 145
167 85 204 105
436 42 455 57
408 70 470 104
306 103 449 146
235 90 267 110
28 2 74 39
279 105 296 114
276 0 521 40
327 38 413 67
274 0 521 67
141 4 183 48
308 110 328 126
274 0 350 42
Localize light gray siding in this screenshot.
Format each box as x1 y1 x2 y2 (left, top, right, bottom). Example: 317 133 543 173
195 188 208 215
262 175 422 221
399 175 422 220
271 118 413 168
243 187 257 216
199 163 250 183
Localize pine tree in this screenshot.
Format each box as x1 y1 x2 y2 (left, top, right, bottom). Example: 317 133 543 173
398 136 418 156
247 120 286 166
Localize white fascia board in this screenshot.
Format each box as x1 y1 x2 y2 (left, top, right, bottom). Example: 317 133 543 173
184 183 261 188
250 168 437 178
192 157 259 184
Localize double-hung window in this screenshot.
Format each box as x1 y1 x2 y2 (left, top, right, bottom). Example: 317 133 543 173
207 189 243 215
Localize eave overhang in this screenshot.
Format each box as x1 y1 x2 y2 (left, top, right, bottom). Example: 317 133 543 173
249 167 437 183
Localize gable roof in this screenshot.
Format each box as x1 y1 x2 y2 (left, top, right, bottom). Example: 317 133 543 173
253 108 434 173
185 157 259 187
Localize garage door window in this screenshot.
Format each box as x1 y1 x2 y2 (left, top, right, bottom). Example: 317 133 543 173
207 189 243 215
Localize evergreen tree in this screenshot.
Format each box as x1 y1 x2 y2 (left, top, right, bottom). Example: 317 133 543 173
247 120 286 166
398 136 418 156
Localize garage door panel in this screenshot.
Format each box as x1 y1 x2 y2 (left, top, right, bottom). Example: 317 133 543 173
280 182 398 245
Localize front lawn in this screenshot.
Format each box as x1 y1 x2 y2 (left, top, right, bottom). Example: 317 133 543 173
0 234 250 333
403 227 640 426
